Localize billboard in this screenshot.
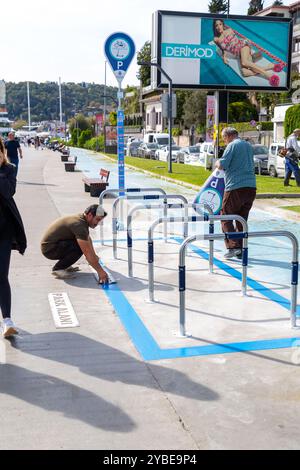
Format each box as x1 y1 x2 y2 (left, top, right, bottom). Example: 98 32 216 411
153 11 292 91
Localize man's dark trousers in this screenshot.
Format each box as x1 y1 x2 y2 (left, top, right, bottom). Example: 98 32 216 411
42 240 83 271
221 188 256 249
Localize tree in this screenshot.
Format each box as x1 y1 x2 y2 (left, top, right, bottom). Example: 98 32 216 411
272 0 283 5
228 101 258 122
182 91 207 128
248 0 264 15
109 111 117 126
284 105 300 138
136 41 151 87
208 0 228 14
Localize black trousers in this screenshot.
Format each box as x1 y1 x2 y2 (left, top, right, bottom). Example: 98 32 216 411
0 239 12 319
42 240 83 271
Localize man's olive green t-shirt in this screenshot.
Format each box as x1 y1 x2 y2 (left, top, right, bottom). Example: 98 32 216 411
41 214 89 252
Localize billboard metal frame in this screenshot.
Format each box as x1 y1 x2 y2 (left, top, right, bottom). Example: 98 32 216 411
155 10 293 92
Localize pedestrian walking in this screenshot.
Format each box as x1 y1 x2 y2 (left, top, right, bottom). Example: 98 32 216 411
283 129 300 186
216 127 256 259
41 204 109 283
0 137 27 338
5 132 23 176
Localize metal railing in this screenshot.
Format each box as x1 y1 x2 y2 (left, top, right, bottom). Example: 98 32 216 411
148 215 248 303
178 230 299 336
99 187 167 245
112 194 189 259
127 203 213 277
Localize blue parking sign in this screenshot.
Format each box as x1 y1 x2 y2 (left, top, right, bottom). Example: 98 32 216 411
104 33 136 85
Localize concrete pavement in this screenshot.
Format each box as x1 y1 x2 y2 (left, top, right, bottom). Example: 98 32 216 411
1 146 300 450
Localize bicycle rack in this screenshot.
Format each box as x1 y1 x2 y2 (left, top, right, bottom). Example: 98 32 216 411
148 215 248 303
127 203 213 278
178 230 299 337
99 187 167 245
112 194 189 259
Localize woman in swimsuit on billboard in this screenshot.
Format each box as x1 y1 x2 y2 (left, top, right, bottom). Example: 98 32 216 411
213 19 280 87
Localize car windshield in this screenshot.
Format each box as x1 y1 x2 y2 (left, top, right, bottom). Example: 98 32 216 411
189 147 199 153
156 138 169 145
147 143 157 149
131 142 141 147
253 145 268 155
165 146 181 151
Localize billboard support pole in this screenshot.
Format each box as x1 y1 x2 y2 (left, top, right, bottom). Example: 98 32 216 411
138 60 173 173
214 90 219 165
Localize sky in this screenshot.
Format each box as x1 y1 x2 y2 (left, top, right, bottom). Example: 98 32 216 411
1 0 291 87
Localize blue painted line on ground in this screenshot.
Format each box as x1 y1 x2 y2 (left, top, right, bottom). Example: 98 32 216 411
97 238 300 361
172 237 300 318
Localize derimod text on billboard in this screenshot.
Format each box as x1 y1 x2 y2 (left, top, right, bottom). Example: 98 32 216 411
153 11 292 91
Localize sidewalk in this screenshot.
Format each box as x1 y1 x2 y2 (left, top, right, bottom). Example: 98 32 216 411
1 147 300 450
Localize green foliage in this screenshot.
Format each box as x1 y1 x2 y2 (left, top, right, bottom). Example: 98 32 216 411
6 81 118 121
78 129 92 148
260 122 273 131
69 114 92 132
84 136 104 152
208 0 228 13
71 128 80 146
124 86 140 115
248 0 264 15
183 90 207 128
109 111 117 126
172 128 182 137
12 119 27 130
284 105 300 138
136 41 151 87
228 101 258 122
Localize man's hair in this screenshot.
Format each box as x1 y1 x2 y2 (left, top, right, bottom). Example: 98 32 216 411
84 204 107 218
222 127 239 139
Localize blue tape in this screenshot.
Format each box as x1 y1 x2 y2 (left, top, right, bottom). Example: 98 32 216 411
127 233 132 248
127 188 141 193
148 242 154 264
242 248 248 267
225 232 247 240
179 266 186 292
292 262 299 286
144 195 160 200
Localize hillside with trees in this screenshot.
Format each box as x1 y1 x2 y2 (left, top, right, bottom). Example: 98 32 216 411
5 81 119 122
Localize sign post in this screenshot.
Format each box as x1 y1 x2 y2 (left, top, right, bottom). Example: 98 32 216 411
104 33 136 193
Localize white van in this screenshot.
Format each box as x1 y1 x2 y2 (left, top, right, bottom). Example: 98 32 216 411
144 133 175 147
268 142 286 178
197 142 215 170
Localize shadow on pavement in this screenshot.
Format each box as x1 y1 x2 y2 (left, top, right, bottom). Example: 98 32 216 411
0 363 135 432
10 331 219 403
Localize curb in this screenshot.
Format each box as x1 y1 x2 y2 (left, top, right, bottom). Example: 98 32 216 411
93 151 300 199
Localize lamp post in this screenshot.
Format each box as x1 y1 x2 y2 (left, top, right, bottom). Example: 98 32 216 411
138 61 173 173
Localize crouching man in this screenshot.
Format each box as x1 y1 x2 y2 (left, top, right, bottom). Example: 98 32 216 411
41 204 108 283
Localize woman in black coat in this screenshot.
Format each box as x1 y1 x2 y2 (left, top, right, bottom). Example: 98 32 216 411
0 137 27 338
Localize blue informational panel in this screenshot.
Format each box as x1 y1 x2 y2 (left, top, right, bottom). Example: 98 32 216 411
117 110 125 192
104 32 136 191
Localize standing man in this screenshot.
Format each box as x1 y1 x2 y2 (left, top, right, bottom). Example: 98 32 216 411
216 127 256 259
5 132 23 176
41 204 109 283
284 129 300 187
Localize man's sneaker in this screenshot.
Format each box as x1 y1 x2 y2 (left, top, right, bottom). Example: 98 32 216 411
224 249 242 259
66 266 80 273
2 319 18 338
51 270 77 279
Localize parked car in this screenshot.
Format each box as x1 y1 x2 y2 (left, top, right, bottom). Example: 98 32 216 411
176 146 201 164
252 144 269 175
157 145 182 162
144 133 175 147
268 142 286 178
138 142 159 159
197 142 215 169
127 139 143 157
